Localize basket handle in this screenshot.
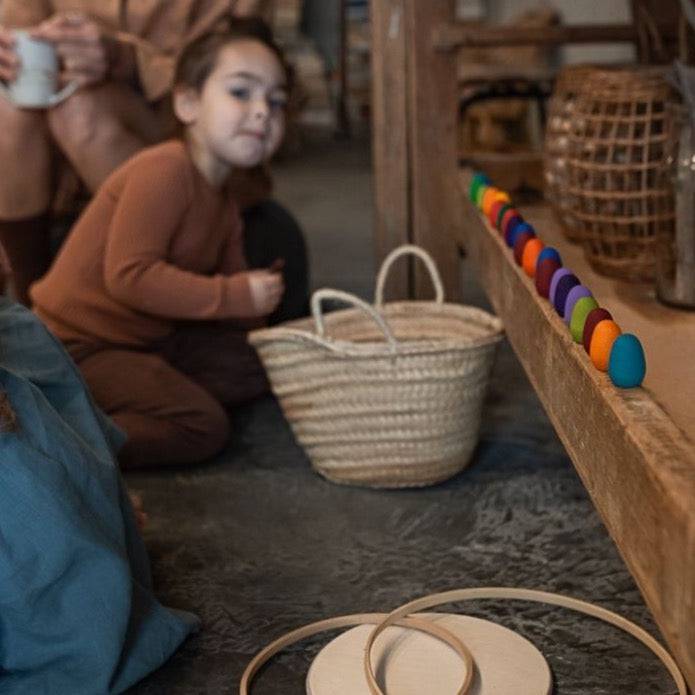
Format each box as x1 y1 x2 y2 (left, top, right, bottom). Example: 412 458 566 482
375 245 445 307
311 288 397 352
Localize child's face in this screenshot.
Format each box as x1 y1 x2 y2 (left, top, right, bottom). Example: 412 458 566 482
181 39 287 180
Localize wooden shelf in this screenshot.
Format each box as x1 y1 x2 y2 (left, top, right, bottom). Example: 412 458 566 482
371 2 695 684
458 169 695 685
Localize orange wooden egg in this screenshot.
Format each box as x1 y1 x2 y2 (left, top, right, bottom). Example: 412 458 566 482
521 238 545 278
589 319 622 371
481 189 510 217
481 188 499 216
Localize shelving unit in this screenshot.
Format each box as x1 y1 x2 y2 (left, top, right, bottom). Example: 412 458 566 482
371 0 695 688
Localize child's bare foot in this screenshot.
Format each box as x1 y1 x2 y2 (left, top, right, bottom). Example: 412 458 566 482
128 491 148 531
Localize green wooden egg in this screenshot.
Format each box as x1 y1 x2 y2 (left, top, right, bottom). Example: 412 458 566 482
569 296 599 343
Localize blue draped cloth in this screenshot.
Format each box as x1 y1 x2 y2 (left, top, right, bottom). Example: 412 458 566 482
0 299 199 694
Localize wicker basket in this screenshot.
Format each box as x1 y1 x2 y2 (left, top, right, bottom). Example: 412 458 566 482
543 64 596 243
565 66 676 281
249 246 504 488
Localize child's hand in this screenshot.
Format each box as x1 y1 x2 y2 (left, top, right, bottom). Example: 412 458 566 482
247 269 284 316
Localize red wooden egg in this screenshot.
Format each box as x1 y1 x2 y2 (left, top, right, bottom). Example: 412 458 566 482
582 307 613 354
513 231 535 265
535 258 561 298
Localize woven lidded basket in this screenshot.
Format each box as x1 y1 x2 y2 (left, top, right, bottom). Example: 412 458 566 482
249 246 504 488
565 66 676 281
543 64 595 243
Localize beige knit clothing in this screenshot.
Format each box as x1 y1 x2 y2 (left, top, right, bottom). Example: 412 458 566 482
0 0 238 101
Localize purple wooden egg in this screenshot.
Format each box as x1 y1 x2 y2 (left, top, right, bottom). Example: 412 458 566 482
553 274 580 316
548 267 572 307
563 285 592 325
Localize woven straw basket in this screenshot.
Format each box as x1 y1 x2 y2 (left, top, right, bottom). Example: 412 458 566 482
543 64 596 243
564 65 676 281
249 246 504 488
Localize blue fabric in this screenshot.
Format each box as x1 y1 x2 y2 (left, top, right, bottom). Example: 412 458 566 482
0 299 199 694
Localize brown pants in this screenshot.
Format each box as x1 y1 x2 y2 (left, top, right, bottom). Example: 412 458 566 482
72 323 269 469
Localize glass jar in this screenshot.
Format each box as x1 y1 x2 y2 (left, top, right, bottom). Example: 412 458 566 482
658 103 695 309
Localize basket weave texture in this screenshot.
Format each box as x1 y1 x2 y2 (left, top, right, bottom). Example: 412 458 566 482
249 246 504 488
543 64 596 243
563 66 676 281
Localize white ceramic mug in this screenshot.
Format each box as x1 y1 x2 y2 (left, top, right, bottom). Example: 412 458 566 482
0 30 78 108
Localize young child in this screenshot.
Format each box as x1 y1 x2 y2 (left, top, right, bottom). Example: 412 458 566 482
31 19 296 469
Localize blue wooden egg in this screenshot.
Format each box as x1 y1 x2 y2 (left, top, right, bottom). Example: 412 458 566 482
537 247 562 267
506 221 534 248
608 334 646 388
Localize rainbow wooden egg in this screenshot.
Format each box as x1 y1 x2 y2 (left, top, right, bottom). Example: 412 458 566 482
495 203 512 230
589 319 622 371
563 285 592 325
482 188 506 216
569 296 599 343
553 274 580 316
513 230 536 265
548 268 573 306
537 247 562 267
608 334 646 388
522 238 545 277
536 258 561 298
506 220 533 248
488 200 507 227
469 173 490 203
501 210 522 238
475 184 488 208
582 307 613 353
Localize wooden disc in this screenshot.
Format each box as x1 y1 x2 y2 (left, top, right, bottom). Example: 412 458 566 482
307 613 551 695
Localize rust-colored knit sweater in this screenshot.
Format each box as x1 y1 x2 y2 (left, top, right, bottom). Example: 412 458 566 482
32 140 256 348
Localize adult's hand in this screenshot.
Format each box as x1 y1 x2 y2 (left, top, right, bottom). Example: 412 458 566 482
31 12 110 88
0 26 19 82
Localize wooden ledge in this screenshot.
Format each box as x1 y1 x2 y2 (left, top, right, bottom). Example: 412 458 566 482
458 170 695 688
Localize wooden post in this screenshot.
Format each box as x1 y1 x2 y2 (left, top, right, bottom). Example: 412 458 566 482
370 0 410 300
404 0 462 301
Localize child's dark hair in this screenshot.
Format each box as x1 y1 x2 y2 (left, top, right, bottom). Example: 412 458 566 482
174 16 292 93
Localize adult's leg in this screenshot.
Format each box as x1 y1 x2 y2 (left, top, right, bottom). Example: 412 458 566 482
0 98 53 304
77 348 231 469
0 82 167 304
242 199 310 324
47 81 169 193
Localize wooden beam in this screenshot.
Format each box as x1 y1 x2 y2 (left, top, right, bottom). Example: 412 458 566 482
405 0 462 301
433 23 638 51
370 0 410 300
458 171 695 690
